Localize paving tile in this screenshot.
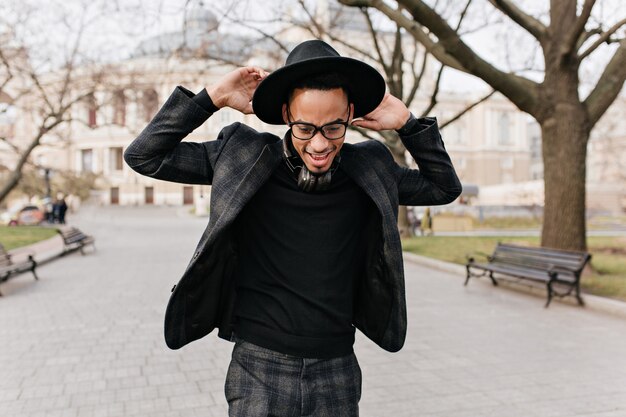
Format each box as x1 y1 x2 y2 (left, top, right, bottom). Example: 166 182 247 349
1 205 625 416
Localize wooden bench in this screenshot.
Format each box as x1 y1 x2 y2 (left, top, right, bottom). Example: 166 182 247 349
465 243 591 307
0 243 38 296
57 227 96 255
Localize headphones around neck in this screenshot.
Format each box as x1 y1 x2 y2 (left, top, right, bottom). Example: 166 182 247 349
282 134 340 192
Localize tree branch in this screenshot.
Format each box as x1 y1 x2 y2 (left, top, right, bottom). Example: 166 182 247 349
389 27 404 97
440 89 496 129
0 49 15 94
404 46 427 105
487 0 547 41
576 27 602 51
419 63 445 118
297 0 327 39
0 137 21 154
563 0 596 54
348 124 383 142
361 8 390 76
340 0 466 71
584 39 626 126
578 18 626 61
405 0 540 115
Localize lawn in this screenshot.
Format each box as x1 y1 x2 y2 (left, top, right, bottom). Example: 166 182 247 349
402 236 626 302
0 226 58 250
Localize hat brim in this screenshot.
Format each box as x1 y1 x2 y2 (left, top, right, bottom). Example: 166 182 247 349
252 56 386 125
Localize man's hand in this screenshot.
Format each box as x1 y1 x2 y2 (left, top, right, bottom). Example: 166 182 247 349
351 92 411 131
207 67 269 114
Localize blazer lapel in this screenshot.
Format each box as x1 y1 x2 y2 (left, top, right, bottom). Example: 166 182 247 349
340 145 394 219
211 140 283 233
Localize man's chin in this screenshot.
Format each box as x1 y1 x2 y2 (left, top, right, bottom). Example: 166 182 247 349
306 166 329 175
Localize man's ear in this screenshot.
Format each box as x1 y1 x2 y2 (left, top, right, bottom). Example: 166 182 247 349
349 103 355 122
282 103 288 124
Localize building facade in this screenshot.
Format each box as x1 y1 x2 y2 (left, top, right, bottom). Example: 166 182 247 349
8 3 623 214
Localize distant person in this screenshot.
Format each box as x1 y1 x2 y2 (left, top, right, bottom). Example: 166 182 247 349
53 193 68 224
420 207 433 236
124 40 461 416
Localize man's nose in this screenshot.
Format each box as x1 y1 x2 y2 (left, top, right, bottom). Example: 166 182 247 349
309 132 329 152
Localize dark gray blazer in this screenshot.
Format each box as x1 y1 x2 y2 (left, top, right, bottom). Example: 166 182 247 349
124 86 462 353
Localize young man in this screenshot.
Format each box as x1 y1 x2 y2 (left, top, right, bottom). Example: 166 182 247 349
125 40 462 416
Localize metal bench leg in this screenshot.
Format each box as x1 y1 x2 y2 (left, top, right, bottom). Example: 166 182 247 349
575 284 585 306
29 257 39 280
488 271 498 286
464 265 471 286
545 282 554 308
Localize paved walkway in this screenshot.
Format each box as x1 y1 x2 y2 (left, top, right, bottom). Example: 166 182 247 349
1 205 626 417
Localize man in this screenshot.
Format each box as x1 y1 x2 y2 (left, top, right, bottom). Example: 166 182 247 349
125 40 461 416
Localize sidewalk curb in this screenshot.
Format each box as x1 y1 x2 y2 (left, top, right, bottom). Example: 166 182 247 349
9 235 65 266
403 251 626 320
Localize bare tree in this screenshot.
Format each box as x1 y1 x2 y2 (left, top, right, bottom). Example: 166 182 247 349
339 0 626 251
0 3 110 204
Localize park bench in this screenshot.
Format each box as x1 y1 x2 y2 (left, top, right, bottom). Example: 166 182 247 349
0 243 38 296
57 226 96 255
465 243 591 307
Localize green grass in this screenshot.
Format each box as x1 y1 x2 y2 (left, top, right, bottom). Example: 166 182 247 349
0 226 58 250
402 236 626 302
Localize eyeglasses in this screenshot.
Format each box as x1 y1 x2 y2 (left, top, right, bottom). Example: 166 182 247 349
287 104 350 141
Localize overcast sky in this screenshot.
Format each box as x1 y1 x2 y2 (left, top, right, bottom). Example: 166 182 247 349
2 0 625 95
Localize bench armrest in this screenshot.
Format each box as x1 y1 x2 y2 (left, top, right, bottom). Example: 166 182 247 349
466 251 493 263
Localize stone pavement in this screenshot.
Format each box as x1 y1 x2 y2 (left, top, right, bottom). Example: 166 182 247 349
1 205 626 417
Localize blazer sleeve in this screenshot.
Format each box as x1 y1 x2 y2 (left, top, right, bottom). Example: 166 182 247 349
124 86 237 185
394 117 462 206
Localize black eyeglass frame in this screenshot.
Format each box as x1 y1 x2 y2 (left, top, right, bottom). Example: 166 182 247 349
286 103 351 141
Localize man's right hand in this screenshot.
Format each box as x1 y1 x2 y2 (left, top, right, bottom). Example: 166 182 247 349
207 67 269 115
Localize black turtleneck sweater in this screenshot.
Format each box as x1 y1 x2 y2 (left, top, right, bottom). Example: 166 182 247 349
232 160 377 359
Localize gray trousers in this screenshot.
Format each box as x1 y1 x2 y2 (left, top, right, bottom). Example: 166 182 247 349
225 339 362 417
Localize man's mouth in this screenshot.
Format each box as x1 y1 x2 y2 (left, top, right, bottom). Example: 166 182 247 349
305 150 333 168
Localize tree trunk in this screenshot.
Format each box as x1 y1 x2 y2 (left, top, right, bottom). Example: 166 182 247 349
0 129 48 205
0 169 23 203
540 104 589 251
539 16 591 253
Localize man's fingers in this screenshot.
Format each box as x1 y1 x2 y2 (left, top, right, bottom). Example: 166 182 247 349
351 119 380 131
241 101 254 115
246 66 269 80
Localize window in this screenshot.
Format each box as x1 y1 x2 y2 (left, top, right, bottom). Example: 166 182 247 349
497 112 513 145
86 94 97 128
110 147 123 171
142 89 159 122
113 90 126 126
81 149 94 172
183 186 194 205
145 187 154 204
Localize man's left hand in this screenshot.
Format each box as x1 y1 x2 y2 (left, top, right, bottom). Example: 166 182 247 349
351 93 411 131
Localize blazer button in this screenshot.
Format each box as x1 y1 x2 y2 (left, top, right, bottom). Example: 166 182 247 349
193 251 200 259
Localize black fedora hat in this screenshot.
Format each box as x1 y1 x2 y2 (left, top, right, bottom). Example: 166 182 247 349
252 39 386 125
